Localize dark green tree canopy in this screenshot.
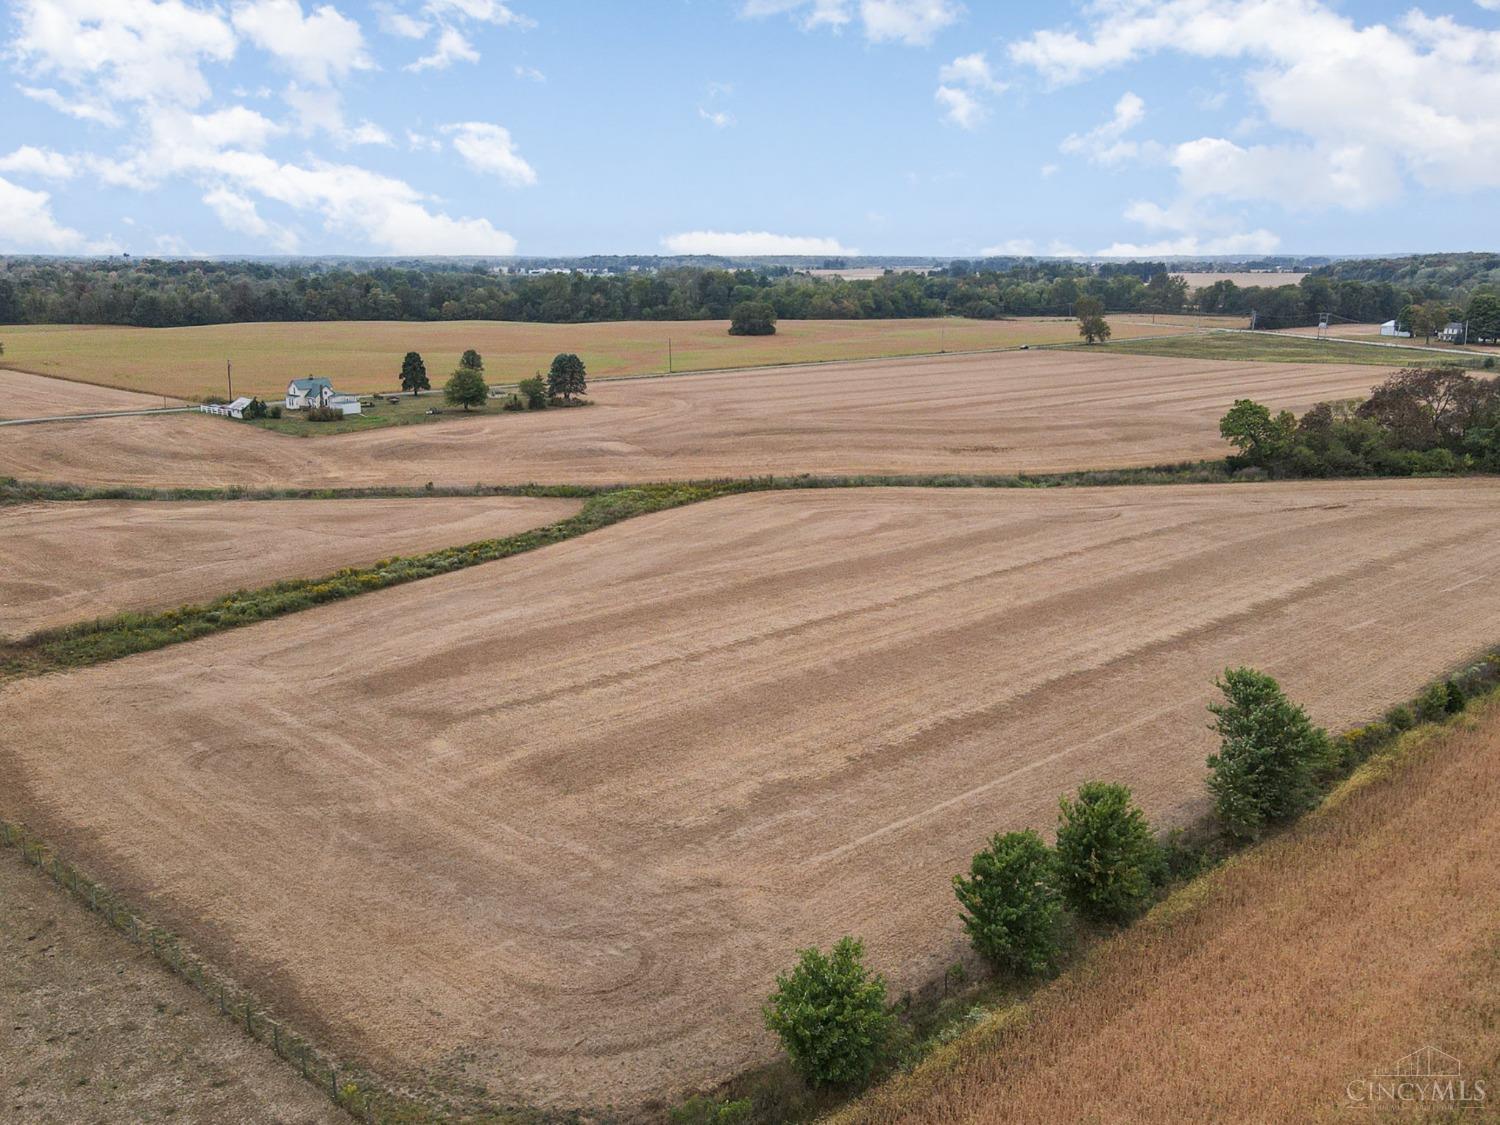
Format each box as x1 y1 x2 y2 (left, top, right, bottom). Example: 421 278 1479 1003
460 348 484 372
400 351 429 395
953 829 1061 975
547 352 587 401
762 937 892 1087
1055 781 1158 924
444 365 488 411
729 300 778 336
1207 667 1331 838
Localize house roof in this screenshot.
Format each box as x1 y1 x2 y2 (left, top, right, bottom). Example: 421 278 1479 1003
228 396 253 410
288 377 333 392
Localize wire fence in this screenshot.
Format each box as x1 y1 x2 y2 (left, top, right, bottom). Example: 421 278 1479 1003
0 818 427 1124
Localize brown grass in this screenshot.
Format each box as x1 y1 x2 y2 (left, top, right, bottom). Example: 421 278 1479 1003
0 495 580 638
0 317 1191 400
3 481 1500 1114
0 350 1385 488
836 697 1500 1124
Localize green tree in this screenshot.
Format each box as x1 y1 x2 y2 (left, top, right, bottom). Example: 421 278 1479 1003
729 300 778 336
763 937 893 1087
459 348 484 372
1075 295 1111 344
518 375 548 409
1207 667 1331 838
1465 291 1500 344
400 351 429 396
953 829 1061 975
1408 302 1444 344
444 365 488 411
1219 398 1295 467
1055 782 1158 924
547 352 588 401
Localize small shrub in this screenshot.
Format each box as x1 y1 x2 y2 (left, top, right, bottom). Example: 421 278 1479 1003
763 937 893 1087
268 404 282 419
1385 703 1416 731
241 397 269 419
1444 679 1468 714
1484 356 1496 370
952 829 1061 975
1416 681 1453 721
501 393 525 411
1055 782 1158 924
305 405 343 422
669 1096 752 1125
518 375 549 409
1206 667 1331 838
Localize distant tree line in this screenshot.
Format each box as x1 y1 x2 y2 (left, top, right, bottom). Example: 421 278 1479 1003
1 253 1496 331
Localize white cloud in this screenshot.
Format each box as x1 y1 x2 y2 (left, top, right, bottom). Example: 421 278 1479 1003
441 122 536 186
17 85 122 126
0 174 118 252
231 0 371 85
699 107 735 128
934 85 984 129
979 239 1035 255
12 0 237 108
388 0 532 69
0 147 78 180
203 185 299 251
514 64 545 81
1040 163 1058 177
406 129 442 152
662 230 856 255
347 122 394 146
743 0 961 45
938 51 1003 93
1095 231 1282 257
934 49 1002 127
1060 92 1149 165
405 25 479 70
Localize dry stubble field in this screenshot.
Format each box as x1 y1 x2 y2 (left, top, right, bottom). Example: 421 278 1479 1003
0 316 1190 400
0 496 580 638
0 368 182 419
0 350 1385 488
3 482 1499 1112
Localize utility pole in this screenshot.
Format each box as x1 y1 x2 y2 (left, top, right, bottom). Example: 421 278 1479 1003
227 360 233 400
667 338 673 374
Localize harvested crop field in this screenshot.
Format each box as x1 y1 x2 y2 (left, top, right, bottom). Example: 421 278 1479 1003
0 856 340 1124
837 699 1500 1125
0 368 181 420
0 350 1385 488
3 481 1499 1112
0 316 1187 400
0 496 580 638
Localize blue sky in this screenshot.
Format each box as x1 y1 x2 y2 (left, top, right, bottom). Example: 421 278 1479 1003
2 0 1499 258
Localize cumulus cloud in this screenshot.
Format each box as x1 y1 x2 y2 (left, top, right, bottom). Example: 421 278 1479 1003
743 0 961 45
935 50 1002 127
442 122 537 185
1004 0 1500 258
0 174 118 253
387 0 532 69
1060 92 1150 165
934 85 984 129
203 185 299 251
17 85 122 126
699 107 735 128
0 146 78 180
231 0 370 84
662 230 857 255
12 0 237 108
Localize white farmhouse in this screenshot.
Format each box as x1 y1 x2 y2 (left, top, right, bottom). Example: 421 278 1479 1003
286 377 335 410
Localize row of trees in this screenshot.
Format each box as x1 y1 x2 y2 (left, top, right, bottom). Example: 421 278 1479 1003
762 668 1373 1088
1219 365 1500 477
396 347 589 411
